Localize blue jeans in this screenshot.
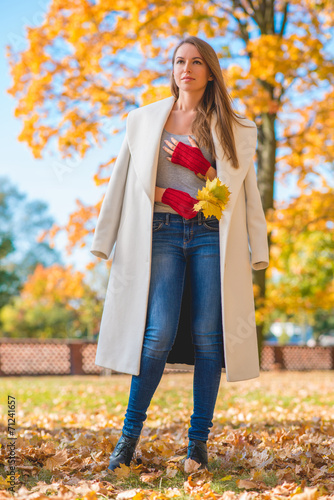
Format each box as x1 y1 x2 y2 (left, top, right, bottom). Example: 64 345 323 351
122 212 223 442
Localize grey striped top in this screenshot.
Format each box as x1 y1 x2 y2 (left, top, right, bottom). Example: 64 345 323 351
154 128 216 214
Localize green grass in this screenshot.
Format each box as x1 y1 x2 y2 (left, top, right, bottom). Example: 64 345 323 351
2 372 334 418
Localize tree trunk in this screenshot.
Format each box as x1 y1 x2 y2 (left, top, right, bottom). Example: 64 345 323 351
253 111 276 364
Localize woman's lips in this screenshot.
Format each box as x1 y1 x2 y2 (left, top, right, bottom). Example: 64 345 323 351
182 78 194 81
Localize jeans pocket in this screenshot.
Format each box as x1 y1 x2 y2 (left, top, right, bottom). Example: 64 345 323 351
152 220 164 232
203 218 219 231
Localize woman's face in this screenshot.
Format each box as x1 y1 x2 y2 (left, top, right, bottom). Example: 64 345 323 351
173 43 213 94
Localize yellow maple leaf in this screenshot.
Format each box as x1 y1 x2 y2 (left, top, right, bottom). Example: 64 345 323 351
111 462 131 479
193 177 231 220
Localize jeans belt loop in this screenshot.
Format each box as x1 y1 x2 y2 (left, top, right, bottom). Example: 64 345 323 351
198 211 203 225
166 213 170 226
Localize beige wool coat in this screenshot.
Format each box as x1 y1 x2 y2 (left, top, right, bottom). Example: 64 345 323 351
90 95 269 382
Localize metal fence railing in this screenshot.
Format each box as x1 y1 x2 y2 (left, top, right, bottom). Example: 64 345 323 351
0 339 333 376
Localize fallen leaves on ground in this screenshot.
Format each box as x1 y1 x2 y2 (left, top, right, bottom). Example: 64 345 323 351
0 371 334 499
184 458 201 474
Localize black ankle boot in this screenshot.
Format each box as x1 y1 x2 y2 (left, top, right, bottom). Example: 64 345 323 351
108 434 139 471
187 439 208 468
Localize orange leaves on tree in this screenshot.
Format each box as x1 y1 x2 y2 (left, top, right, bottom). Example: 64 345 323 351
0 261 103 338
6 0 334 333
262 180 334 322
93 157 117 187
22 263 86 307
38 199 100 257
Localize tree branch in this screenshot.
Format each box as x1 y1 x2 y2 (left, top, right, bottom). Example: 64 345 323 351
279 2 289 37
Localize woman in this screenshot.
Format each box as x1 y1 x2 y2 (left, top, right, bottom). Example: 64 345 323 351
90 36 269 471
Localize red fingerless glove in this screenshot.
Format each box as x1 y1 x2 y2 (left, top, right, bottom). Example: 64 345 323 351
161 188 198 219
171 141 211 176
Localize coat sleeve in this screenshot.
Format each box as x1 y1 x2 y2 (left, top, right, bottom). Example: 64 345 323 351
243 129 269 271
90 126 131 260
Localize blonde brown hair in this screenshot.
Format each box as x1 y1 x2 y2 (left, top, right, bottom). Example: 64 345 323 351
170 36 253 169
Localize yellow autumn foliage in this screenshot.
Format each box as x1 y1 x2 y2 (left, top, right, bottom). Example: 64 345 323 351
6 0 334 327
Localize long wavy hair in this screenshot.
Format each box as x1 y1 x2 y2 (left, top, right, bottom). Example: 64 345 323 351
170 36 253 169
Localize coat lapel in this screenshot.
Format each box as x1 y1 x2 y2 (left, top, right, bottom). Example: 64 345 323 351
126 96 257 220
211 112 257 231
127 96 176 203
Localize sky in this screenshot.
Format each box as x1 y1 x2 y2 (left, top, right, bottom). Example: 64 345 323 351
1 1 329 273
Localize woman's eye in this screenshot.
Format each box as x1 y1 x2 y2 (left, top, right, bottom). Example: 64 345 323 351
175 60 202 64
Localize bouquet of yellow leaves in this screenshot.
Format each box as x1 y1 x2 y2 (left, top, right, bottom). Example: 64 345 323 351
193 177 231 220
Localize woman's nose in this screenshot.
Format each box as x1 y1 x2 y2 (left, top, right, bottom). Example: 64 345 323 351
184 61 192 71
